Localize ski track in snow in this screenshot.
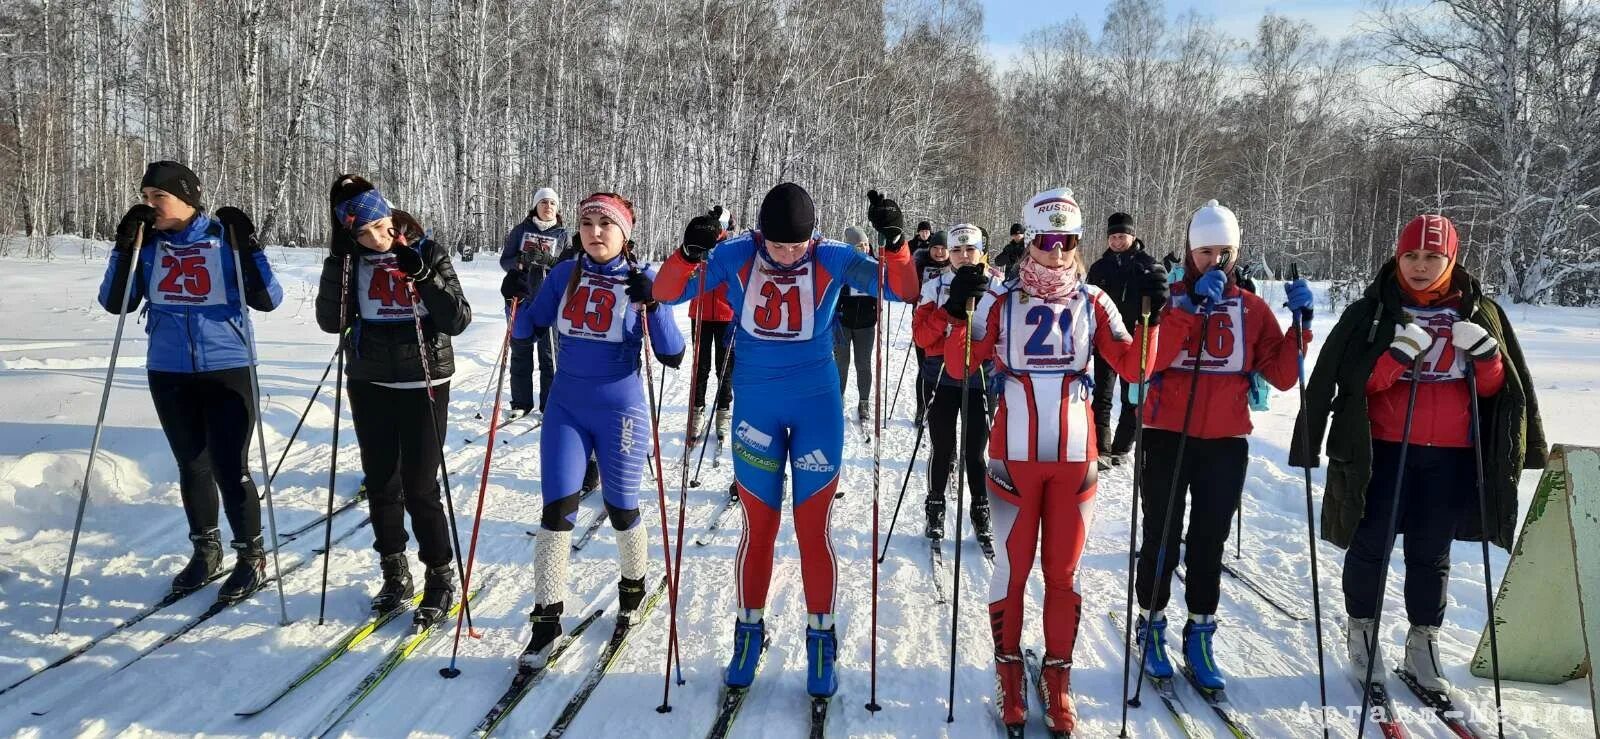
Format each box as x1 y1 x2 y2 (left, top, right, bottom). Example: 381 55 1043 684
0 248 1597 737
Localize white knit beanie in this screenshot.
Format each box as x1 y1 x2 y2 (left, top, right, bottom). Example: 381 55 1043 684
533 187 560 210
1187 199 1240 249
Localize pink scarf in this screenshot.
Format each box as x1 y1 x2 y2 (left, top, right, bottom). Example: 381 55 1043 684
1019 257 1080 304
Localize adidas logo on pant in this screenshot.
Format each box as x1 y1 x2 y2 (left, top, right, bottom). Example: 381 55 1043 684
795 449 834 473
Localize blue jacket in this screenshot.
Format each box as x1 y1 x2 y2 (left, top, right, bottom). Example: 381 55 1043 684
529 254 685 383
97 212 283 373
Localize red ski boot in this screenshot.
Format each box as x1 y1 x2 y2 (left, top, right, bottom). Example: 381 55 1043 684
995 651 1027 731
1039 654 1078 736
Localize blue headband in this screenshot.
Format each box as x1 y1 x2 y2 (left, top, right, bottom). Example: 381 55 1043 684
334 189 392 231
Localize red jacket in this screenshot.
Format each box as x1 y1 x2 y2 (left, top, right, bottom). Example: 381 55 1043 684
688 282 734 322
1142 285 1309 439
1365 300 1505 447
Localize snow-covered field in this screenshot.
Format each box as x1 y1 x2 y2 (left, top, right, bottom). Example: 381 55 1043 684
1 238 1597 737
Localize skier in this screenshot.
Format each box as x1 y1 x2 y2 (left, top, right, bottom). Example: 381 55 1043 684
500 186 565 416
938 188 1179 733
687 206 736 447
991 222 1027 281
1086 212 1156 468
519 192 685 669
1132 199 1315 694
653 183 919 700
911 230 951 419
911 223 999 548
1290 214 1545 697
98 160 283 603
834 225 877 425
909 219 934 253
316 175 472 627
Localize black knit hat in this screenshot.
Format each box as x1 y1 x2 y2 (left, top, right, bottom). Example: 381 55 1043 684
141 161 202 208
930 230 948 247
758 182 816 242
1108 212 1135 237
1009 222 1025 236
916 220 933 233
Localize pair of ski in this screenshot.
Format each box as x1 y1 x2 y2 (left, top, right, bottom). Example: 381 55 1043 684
703 638 833 739
1175 561 1310 622
521 487 605 550
473 574 669 737
999 651 1069 738
1108 611 1253 738
693 485 742 547
462 409 541 447
1364 668 1491 739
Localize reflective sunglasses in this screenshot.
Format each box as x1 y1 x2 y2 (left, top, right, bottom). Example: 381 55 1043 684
1033 233 1081 252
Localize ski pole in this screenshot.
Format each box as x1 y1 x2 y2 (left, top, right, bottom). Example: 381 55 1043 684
944 296 976 723
878 360 943 562
640 300 685 711
53 223 145 633
440 297 518 678
1118 296 1153 736
867 252 888 714
403 276 475 634
264 343 339 496
1464 359 1506 739
1286 264 1330 737
318 255 351 624
1355 353 1424 739
1130 259 1226 707
227 224 291 626
886 338 917 421
689 330 736 488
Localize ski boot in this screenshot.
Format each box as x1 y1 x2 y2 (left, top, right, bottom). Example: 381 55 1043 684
1182 616 1226 692
217 536 267 604
171 528 223 595
1135 612 1175 680
971 502 995 558
618 576 647 625
994 651 1027 729
724 617 766 689
857 402 870 424
687 405 704 449
1040 653 1078 736
924 500 946 540
1096 456 1113 471
715 408 731 441
520 602 563 672
728 481 740 505
805 623 839 698
414 564 456 629
1346 616 1385 689
1401 624 1450 695
370 552 414 613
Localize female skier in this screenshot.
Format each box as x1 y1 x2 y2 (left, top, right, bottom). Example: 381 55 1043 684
499 186 566 415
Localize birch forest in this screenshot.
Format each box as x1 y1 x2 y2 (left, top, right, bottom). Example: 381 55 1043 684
1 0 1597 303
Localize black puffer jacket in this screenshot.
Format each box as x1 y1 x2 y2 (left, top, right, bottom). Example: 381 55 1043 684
316 223 472 384
1086 239 1156 330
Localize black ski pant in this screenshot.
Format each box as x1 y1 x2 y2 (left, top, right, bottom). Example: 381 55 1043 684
925 383 990 516
347 380 454 568
691 319 733 412
1342 441 1475 628
913 346 936 421
510 327 553 412
1135 429 1248 616
1092 350 1139 455
147 368 262 542
833 323 874 415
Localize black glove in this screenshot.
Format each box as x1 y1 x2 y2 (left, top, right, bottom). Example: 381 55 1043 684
866 190 905 250
500 270 529 301
214 207 262 254
680 206 725 263
1138 265 1170 317
942 265 989 320
393 244 433 282
330 229 358 259
115 205 157 254
625 268 657 309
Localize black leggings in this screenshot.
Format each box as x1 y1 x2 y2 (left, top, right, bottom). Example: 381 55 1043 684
691 320 733 411
1342 442 1475 628
1135 429 1248 615
347 380 454 567
925 383 990 513
148 368 261 541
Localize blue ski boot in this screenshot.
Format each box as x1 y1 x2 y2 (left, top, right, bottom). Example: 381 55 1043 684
1136 613 1175 680
724 617 766 689
1182 617 1226 692
805 625 839 698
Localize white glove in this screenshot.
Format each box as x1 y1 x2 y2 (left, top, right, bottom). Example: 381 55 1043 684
1451 320 1498 359
1389 322 1432 361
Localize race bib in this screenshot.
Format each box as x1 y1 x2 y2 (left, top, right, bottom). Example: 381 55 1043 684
921 264 945 283
1401 306 1466 382
741 260 817 342
556 269 627 343
148 242 227 307
1003 290 1091 375
357 254 429 322
520 232 557 257
1172 297 1246 374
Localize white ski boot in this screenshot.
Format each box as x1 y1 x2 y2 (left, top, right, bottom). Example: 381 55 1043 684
1401 624 1451 695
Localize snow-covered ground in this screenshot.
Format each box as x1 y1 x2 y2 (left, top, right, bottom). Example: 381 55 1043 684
1 238 1597 737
